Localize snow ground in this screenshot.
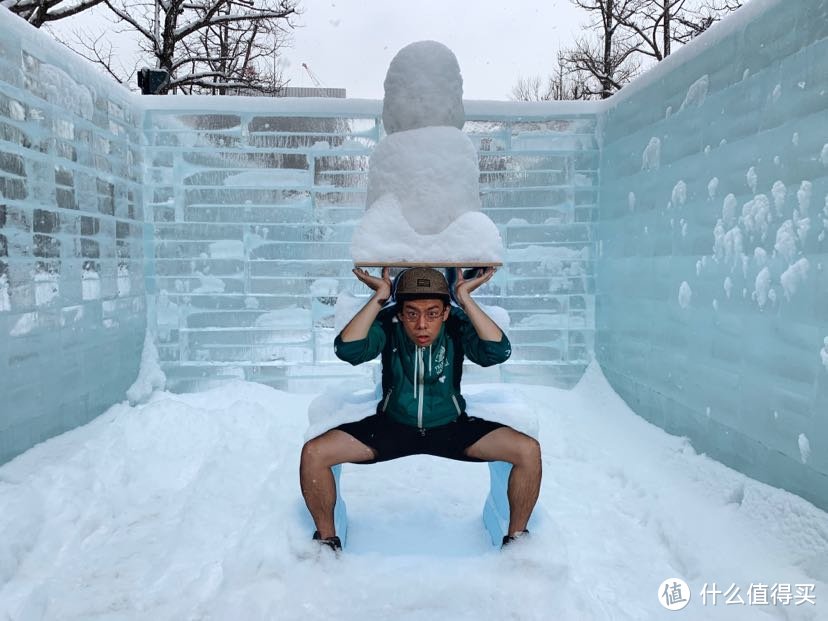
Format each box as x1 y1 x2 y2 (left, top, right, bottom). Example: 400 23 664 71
1 363 826 621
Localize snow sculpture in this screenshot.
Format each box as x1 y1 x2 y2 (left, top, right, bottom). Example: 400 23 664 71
351 41 503 265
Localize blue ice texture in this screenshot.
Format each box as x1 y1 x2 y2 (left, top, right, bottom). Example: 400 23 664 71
0 0 826 509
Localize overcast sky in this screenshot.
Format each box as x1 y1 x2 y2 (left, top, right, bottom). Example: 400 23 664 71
48 0 587 100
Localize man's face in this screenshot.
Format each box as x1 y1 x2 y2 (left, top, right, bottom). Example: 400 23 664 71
398 299 449 347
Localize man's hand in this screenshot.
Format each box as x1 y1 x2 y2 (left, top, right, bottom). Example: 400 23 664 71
339 267 392 343
353 267 392 303
454 267 495 309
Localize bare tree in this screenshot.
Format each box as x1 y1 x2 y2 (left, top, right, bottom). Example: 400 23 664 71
181 0 292 94
65 0 299 94
5 0 105 28
564 0 640 98
614 0 742 60
511 52 593 101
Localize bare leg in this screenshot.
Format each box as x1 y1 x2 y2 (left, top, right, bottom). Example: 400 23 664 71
464 427 542 535
299 430 376 538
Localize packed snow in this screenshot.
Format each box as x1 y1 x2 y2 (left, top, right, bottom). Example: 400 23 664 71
0 363 826 620
364 127 482 234
350 194 503 264
381 41 465 134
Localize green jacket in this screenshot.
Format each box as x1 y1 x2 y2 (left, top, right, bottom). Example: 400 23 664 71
334 306 511 429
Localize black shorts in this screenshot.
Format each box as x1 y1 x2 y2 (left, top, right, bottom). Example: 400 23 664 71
335 413 505 464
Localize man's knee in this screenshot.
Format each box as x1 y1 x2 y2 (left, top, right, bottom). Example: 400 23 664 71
301 435 333 468
301 431 375 468
514 434 541 469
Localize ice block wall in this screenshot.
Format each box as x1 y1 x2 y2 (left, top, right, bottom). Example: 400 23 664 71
141 100 599 391
0 9 146 464
596 0 828 508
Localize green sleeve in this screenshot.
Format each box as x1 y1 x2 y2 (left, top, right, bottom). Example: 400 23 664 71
455 308 512 367
334 319 387 366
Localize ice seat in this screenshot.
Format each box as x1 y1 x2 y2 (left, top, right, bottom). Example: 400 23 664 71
305 383 541 548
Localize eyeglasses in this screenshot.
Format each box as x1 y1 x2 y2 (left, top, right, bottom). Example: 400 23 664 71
401 309 444 323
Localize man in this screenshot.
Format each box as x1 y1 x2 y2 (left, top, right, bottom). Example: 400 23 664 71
299 266 542 551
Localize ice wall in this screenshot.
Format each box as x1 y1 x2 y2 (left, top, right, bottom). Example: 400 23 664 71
141 99 600 391
597 0 828 509
0 8 146 464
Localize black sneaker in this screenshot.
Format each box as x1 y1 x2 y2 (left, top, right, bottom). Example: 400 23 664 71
313 530 342 552
501 530 530 548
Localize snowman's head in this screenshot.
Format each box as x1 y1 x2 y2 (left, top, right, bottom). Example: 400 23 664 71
382 40 465 135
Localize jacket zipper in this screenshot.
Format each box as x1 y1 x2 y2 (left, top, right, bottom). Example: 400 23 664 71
451 394 461 416
417 347 425 432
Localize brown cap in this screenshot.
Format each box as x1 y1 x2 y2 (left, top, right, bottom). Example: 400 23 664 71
394 267 450 303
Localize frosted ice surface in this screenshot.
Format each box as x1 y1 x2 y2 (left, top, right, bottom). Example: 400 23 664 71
679 74 709 110
798 434 811 465
754 267 771 308
351 194 503 264
382 41 464 134
193 273 225 294
722 193 738 227
772 181 786 212
821 144 828 166
310 278 339 298
792 132 800 146
126 332 166 405
780 258 809 300
34 271 58 307
707 177 719 199
754 247 768 268
797 180 812 215
774 220 798 263
628 192 636 211
772 83 782 102
724 276 733 299
641 137 661 171
746 166 758 193
678 281 692 309
223 169 311 187
0 274 10 312
254 307 311 330
10 313 36 337
742 194 770 240
671 180 687 207
82 268 101 301
365 127 481 235
117 266 131 297
210 241 244 259
821 338 828 372
334 291 366 334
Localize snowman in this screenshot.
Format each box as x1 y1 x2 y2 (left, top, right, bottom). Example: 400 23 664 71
350 41 504 266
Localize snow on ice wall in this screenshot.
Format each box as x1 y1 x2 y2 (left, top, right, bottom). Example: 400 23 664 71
596 0 828 509
0 8 147 464
141 99 599 391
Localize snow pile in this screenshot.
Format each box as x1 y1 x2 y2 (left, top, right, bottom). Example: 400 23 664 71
381 41 464 134
126 331 166 405
0 364 826 620
365 127 482 234
351 41 503 265
351 194 502 264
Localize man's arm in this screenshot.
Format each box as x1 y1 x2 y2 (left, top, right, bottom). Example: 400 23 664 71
339 267 391 342
453 267 502 342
